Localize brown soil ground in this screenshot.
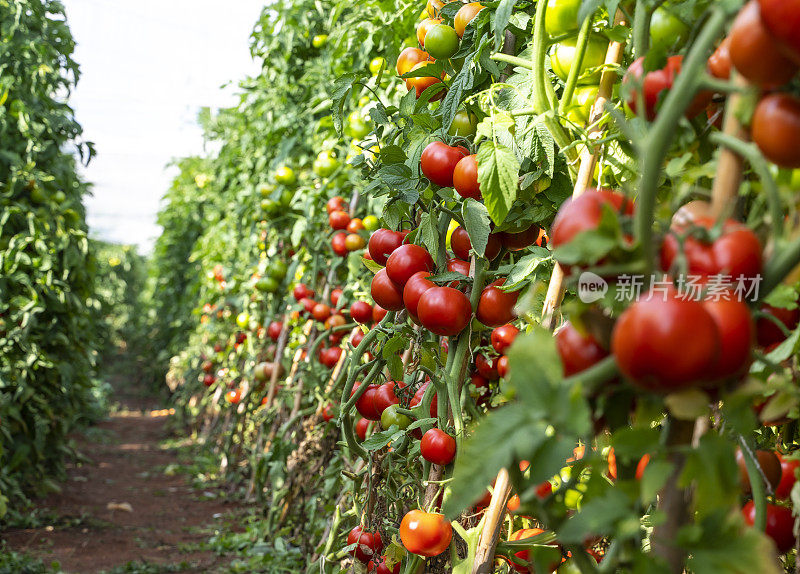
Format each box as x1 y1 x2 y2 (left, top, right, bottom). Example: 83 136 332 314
2 379 240 573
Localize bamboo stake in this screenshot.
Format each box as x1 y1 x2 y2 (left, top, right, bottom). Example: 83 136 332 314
541 11 629 330
710 75 750 219
472 468 512 574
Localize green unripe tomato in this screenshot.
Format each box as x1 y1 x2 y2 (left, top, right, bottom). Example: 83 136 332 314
347 111 371 139
565 85 599 125
275 166 296 185
545 0 581 36
423 24 460 59
313 150 340 177
258 183 276 198
267 260 288 280
30 186 48 204
256 277 279 293
649 7 689 51
448 109 478 137
550 35 608 84
369 57 386 75
362 215 380 231
236 312 250 328
53 191 66 204
380 405 411 430
280 189 294 207
312 34 328 48
261 198 279 214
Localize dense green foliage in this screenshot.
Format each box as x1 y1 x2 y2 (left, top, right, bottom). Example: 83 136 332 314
0 0 103 516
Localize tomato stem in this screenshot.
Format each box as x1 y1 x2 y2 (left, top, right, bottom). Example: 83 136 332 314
761 234 800 298
738 435 767 531
633 7 730 277
557 16 593 119
489 53 532 70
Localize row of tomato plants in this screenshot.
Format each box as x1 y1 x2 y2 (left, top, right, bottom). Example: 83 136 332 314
149 0 800 572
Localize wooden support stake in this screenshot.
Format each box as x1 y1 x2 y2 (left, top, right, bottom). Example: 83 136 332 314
472 468 512 574
710 75 750 219
541 11 628 330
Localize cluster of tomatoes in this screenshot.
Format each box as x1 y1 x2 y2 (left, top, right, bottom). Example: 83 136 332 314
396 2 484 99
722 0 800 169
327 195 378 257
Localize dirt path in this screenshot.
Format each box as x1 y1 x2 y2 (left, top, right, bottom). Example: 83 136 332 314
2 380 239 573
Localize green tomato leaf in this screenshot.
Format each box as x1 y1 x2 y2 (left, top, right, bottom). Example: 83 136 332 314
477 140 519 225
461 198 490 258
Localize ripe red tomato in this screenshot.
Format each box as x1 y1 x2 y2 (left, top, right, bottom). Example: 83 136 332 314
386 244 435 286
497 355 509 378
330 288 343 307
203 374 215 387
371 268 404 311
420 428 457 465
324 314 346 330
550 189 633 262
757 303 800 347
729 1 798 88
477 279 519 327
293 283 314 301
702 298 754 380
454 2 485 37
321 403 335 422
751 93 800 168
300 297 317 314
453 154 480 200
611 288 720 391
555 322 608 377
475 353 499 380
507 528 561 573
350 301 374 324
369 556 401 574
417 286 473 336
312 303 332 322
373 381 402 415
470 372 492 405
352 382 380 420
758 0 800 64
708 37 732 79
327 196 346 214
347 218 364 233
368 229 408 265
225 389 242 404
372 304 388 323
403 271 436 317
624 56 711 120
320 346 343 368
490 324 519 354
736 448 782 493
446 257 471 278
451 226 502 261
331 232 349 256
660 217 763 282
396 47 431 76
348 525 383 562
500 224 546 251
400 510 453 557
202 360 214 373
776 454 799 499
267 321 282 341
421 142 469 188
742 501 795 553
329 209 351 230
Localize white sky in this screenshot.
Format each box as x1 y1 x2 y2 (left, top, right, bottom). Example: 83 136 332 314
63 0 266 253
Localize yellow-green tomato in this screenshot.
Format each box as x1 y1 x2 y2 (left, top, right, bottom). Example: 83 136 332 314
649 7 689 51
313 150 340 177
369 57 386 75
545 0 581 36
448 109 478 137
275 166 296 185
550 35 608 84
236 312 250 328
258 183 276 198
423 24 460 59
565 85 599 125
362 215 380 231
312 34 328 48
347 111 371 139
